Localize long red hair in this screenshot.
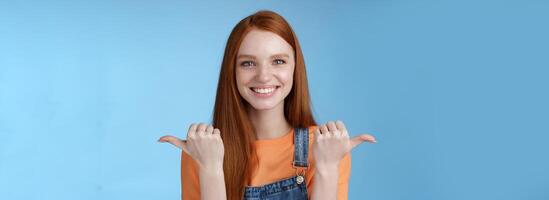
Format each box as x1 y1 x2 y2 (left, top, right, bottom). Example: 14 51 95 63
212 10 316 200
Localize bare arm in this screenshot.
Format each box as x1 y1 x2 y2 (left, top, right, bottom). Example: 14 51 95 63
311 163 340 200
311 121 376 200
159 123 228 200
199 167 227 200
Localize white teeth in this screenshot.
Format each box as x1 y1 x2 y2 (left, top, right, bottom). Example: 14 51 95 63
252 87 276 94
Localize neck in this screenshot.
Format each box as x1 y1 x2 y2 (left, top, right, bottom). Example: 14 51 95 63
247 103 292 140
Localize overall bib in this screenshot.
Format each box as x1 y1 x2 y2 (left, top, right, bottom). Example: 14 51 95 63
243 127 310 200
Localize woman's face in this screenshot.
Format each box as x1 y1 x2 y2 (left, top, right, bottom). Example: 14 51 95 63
236 29 295 111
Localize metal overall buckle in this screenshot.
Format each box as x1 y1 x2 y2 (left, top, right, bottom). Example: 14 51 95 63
292 161 309 185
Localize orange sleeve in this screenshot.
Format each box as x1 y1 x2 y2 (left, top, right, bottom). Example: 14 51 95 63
337 152 351 200
181 151 200 200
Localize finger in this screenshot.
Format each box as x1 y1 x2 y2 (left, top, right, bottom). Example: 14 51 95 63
188 123 197 138
206 125 214 134
213 128 221 140
350 134 377 149
159 136 191 154
197 123 207 133
327 121 340 136
213 128 221 135
327 121 337 131
158 135 186 149
313 127 321 140
319 124 329 135
335 120 348 136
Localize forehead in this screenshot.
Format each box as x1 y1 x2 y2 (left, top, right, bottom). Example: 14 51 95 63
237 29 294 57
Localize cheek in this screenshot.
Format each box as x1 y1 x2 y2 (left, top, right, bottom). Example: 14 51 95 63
274 69 294 97
281 73 293 85
235 72 246 96
235 70 255 96
280 66 295 85
235 70 249 87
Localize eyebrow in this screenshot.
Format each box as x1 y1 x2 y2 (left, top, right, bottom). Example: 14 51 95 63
237 54 289 59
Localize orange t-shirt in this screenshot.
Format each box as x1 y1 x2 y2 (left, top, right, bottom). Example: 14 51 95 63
180 125 351 199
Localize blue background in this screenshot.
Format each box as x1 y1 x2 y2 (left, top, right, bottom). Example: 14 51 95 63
1 0 548 199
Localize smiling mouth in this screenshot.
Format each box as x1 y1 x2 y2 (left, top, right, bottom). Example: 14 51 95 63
249 86 280 95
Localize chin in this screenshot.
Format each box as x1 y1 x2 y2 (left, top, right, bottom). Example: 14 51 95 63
248 102 278 111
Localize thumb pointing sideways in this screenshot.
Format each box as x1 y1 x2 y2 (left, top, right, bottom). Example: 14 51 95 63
158 135 190 154
350 134 377 150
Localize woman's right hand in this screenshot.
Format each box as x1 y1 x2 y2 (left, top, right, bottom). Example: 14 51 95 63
158 123 225 171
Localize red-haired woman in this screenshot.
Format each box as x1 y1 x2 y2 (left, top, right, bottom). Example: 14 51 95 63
159 10 376 200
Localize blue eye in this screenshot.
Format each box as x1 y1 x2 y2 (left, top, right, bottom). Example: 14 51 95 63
274 59 286 65
240 61 255 67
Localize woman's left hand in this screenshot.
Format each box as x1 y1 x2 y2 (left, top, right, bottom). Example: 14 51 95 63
312 120 376 170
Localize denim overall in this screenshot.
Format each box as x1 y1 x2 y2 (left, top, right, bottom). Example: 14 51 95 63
243 127 310 200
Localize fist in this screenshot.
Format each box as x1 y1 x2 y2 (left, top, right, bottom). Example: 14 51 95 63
158 123 225 170
312 120 376 168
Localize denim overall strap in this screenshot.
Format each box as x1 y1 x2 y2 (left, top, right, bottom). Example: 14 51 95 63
293 127 309 168
242 127 310 199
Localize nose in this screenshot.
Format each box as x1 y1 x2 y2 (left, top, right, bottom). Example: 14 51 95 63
255 65 272 83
